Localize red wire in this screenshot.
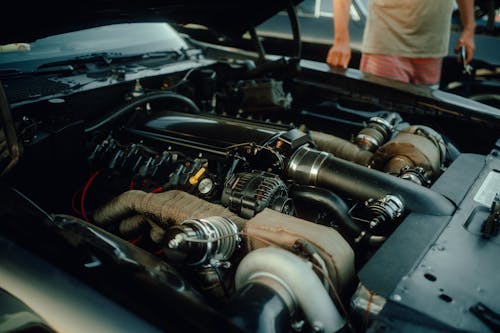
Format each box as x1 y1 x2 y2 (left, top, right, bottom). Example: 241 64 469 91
154 248 164 255
80 170 102 222
130 179 135 190
129 235 143 245
150 186 163 193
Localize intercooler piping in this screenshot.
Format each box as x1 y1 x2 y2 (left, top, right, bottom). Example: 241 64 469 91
309 130 373 166
287 146 455 216
235 247 346 333
290 185 385 246
310 121 447 184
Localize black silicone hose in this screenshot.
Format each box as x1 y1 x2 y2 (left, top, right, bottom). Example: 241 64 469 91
291 185 353 232
290 185 385 246
85 91 201 133
287 147 455 217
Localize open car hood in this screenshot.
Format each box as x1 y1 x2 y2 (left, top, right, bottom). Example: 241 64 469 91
1 0 301 44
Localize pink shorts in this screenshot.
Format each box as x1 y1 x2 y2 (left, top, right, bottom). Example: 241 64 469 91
360 53 442 85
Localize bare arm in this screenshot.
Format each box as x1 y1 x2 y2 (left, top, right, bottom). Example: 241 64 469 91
326 0 352 68
455 0 476 64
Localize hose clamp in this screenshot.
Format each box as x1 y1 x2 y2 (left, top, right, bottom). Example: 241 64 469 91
287 146 330 186
309 151 329 186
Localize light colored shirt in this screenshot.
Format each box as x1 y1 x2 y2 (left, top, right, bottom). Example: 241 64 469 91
361 0 454 58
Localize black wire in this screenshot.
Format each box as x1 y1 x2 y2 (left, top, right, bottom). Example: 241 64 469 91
249 27 266 64
212 264 230 298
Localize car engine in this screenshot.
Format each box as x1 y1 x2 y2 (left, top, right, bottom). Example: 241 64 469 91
1 52 499 333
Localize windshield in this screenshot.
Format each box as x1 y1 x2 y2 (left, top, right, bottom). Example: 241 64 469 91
0 23 189 71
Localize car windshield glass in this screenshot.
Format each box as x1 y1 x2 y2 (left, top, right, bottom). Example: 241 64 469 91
0 22 190 72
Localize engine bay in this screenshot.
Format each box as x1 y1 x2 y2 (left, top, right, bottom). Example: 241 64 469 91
1 51 500 333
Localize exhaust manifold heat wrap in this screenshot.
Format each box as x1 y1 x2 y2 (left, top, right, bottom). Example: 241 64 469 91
92 190 247 240
93 190 355 293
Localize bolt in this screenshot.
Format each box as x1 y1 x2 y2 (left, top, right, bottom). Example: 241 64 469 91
311 322 323 332
370 217 381 229
168 234 185 249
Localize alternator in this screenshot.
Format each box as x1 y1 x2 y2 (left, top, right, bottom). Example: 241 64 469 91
221 171 294 218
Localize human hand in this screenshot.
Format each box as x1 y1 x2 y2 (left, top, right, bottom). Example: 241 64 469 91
326 41 351 68
454 30 475 64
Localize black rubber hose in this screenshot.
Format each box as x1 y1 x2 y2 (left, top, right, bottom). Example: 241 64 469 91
226 283 290 333
286 1 302 59
85 91 201 133
290 185 385 246
287 147 455 216
291 185 354 233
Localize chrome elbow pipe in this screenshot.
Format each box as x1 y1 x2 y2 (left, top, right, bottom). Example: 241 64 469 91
235 247 345 333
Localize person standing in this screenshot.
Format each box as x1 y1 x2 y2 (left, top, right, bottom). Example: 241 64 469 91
326 0 476 86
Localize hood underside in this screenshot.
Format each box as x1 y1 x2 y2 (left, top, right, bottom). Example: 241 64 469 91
2 0 301 44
